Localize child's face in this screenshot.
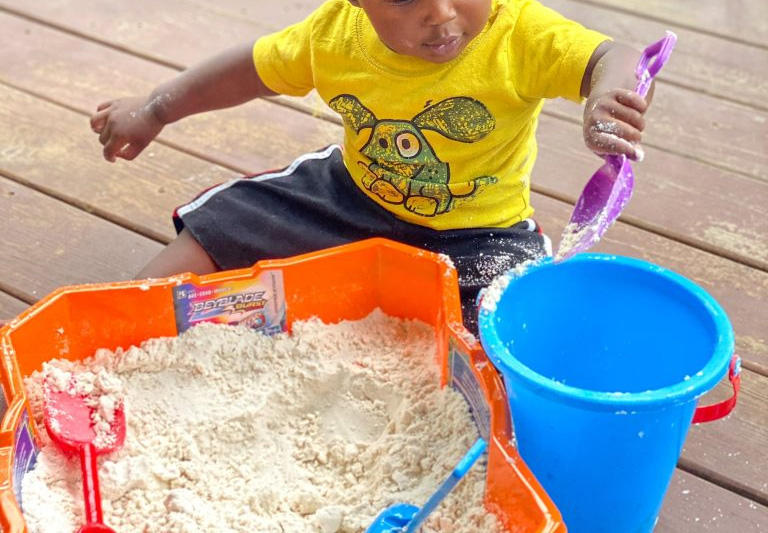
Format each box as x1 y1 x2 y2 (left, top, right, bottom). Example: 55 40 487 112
350 0 492 63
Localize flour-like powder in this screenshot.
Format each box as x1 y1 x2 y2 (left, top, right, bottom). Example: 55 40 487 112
22 310 499 532
555 220 604 262
480 258 542 313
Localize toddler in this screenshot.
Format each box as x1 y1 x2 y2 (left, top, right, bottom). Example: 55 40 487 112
91 0 652 332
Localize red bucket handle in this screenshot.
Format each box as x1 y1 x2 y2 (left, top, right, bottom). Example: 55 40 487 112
692 355 741 424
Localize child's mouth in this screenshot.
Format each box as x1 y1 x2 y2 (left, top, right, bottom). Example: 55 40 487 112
423 35 462 57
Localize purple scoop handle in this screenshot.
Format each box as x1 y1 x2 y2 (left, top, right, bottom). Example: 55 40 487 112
634 31 677 98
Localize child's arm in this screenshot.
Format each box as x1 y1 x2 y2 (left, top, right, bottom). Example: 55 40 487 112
580 41 649 162
90 42 276 162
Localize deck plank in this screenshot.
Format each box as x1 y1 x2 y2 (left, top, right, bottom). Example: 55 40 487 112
658 470 768 531
177 0 320 33
0 0 269 68
1 85 251 241
542 0 768 110
0 177 162 300
569 0 768 47
0 293 29 321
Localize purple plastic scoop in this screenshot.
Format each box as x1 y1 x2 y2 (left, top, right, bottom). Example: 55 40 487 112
555 31 677 262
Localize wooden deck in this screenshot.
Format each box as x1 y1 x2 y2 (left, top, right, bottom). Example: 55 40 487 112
0 0 766 530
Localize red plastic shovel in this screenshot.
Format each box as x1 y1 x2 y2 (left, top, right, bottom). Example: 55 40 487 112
555 32 677 262
43 374 126 533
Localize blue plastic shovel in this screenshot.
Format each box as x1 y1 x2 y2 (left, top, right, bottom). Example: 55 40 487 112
366 438 488 533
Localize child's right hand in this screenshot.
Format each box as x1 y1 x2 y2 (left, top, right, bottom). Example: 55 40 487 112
90 97 165 162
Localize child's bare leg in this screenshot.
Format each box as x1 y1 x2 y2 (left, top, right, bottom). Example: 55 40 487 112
136 228 218 279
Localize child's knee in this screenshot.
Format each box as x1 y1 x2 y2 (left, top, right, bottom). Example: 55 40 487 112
135 229 218 280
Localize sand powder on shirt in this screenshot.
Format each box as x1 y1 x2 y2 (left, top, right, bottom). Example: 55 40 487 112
21 310 499 532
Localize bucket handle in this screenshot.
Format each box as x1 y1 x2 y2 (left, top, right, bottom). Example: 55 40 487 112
692 355 741 424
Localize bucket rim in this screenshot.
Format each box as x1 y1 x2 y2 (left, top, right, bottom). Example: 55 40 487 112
477 254 735 411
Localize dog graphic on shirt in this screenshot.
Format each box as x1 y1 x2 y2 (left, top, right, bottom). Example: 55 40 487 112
330 94 498 217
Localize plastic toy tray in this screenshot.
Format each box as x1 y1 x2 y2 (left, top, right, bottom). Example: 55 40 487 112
0 238 564 532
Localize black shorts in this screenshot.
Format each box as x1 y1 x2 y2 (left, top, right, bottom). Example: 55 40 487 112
174 145 550 332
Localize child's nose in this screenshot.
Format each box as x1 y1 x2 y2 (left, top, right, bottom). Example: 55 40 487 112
424 0 457 26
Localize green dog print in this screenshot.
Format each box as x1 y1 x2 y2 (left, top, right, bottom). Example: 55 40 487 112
329 94 498 217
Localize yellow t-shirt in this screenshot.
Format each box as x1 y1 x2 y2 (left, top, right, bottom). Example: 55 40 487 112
253 0 608 230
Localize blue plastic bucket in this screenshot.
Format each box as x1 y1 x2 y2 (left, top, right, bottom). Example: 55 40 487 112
478 254 734 533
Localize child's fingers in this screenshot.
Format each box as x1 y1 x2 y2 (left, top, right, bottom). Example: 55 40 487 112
98 121 113 147
90 109 109 134
118 142 145 161
615 89 648 114
588 118 643 159
589 119 642 144
583 89 649 161
593 133 640 159
91 101 120 133
102 136 128 163
606 104 646 132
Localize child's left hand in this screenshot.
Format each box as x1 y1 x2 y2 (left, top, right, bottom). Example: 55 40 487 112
583 87 649 162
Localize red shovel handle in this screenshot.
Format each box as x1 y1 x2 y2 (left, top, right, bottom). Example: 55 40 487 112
80 443 104 523
692 355 741 424
78 444 117 533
